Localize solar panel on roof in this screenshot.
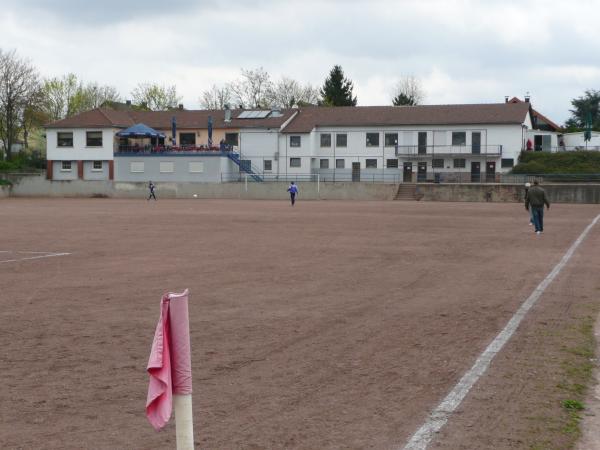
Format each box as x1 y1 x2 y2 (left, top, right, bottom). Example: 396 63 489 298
237 110 271 119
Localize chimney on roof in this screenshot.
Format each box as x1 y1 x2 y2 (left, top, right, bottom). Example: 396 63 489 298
178 104 184 110
224 104 231 122
524 93 530 103
505 96 509 103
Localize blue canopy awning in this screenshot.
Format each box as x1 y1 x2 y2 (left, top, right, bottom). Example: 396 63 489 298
116 123 165 138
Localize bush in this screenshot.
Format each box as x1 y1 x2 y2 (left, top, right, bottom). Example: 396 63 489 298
0 152 44 173
512 151 600 174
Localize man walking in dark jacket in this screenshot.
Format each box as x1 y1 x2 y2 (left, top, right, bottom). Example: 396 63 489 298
525 180 550 234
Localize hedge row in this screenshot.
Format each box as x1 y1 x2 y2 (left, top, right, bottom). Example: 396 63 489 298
511 151 600 174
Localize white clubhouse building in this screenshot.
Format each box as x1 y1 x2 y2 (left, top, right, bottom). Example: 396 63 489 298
45 98 561 183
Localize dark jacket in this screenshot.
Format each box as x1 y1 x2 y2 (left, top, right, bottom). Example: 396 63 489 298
525 185 550 209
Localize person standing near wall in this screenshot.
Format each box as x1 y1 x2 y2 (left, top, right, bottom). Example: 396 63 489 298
148 181 157 201
287 181 298 206
525 180 550 234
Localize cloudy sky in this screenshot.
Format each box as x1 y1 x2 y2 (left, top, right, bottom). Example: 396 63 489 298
2 0 600 124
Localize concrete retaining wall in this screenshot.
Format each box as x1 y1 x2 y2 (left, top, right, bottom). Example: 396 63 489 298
5 174 600 203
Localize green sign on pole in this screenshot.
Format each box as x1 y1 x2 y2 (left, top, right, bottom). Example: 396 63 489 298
584 111 592 142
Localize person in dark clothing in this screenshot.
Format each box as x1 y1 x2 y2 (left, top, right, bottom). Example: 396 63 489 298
524 182 534 225
148 181 157 201
287 181 298 206
525 180 550 234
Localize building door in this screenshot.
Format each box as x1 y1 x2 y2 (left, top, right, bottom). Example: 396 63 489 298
542 135 551 151
486 161 496 182
471 161 481 182
534 135 543 151
352 162 361 182
418 132 427 155
417 162 427 182
403 162 413 182
472 132 481 154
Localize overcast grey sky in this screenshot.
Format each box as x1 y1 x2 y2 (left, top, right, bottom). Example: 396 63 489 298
2 0 600 124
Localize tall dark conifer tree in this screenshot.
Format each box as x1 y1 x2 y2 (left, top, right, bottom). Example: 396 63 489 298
319 65 357 106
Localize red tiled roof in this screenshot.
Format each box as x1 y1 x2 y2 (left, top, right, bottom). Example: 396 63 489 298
282 103 531 133
46 108 297 130
508 97 561 131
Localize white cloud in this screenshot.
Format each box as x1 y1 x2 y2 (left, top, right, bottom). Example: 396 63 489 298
2 0 600 124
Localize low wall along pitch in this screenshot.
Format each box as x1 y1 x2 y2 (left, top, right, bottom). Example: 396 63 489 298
3 174 600 203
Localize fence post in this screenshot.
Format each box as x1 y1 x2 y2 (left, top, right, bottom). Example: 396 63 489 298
317 173 320 194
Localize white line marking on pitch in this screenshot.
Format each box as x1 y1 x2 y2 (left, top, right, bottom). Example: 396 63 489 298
0 252 71 264
403 213 600 450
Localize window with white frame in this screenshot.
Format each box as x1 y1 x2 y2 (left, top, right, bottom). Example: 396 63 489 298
320 159 329 169
290 136 301 147
453 158 466 168
264 160 272 171
130 162 144 173
336 158 345 169
160 162 174 173
385 133 398 147
432 158 444 168
57 132 73 147
86 131 103 147
366 133 379 147
61 161 72 171
320 133 331 147
452 132 466 146
189 162 204 173
336 134 347 147
92 161 103 171
386 159 399 168
365 159 377 168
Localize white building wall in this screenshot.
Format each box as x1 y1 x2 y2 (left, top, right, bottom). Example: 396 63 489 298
52 161 78 180
239 129 280 175
562 132 600 150
83 161 109 180
47 128 116 161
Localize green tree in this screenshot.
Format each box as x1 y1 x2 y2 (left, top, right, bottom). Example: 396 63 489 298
564 89 600 130
131 83 182 111
393 93 416 106
319 65 357 106
391 75 424 106
41 74 121 121
0 49 40 160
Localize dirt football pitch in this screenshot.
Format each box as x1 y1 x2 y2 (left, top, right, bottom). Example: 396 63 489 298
1 198 600 450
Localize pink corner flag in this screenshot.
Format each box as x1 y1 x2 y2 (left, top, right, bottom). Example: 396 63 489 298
146 289 192 431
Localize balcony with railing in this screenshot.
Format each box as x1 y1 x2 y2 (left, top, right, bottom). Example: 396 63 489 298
395 144 503 157
114 143 235 155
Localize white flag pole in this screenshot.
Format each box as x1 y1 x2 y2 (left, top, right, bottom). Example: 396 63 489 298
174 394 194 450
168 290 194 450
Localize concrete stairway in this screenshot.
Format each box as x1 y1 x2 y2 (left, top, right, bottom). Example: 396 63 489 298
394 183 417 200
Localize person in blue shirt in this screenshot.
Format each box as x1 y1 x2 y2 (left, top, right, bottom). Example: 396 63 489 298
287 181 298 206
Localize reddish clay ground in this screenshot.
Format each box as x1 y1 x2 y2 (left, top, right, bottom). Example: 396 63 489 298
1 198 599 449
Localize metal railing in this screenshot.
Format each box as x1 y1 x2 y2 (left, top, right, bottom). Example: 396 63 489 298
221 172 600 184
551 146 600 152
115 144 234 153
395 144 503 157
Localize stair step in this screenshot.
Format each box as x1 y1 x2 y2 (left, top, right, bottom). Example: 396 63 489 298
394 184 417 201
